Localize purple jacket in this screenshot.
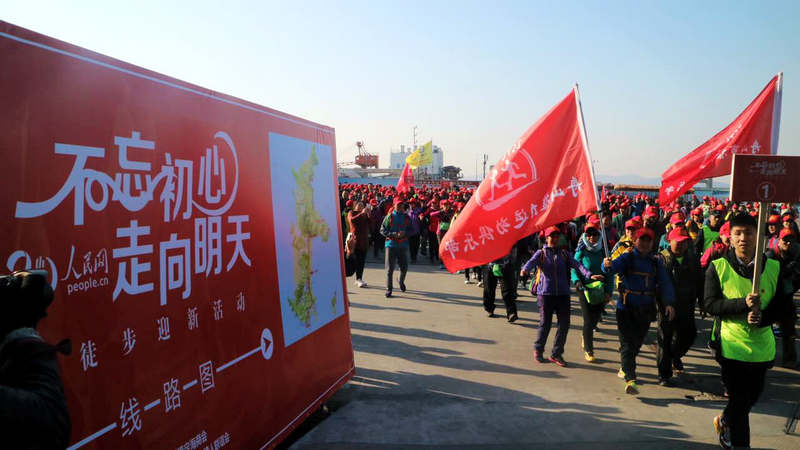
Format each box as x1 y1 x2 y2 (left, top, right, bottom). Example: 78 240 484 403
522 246 593 296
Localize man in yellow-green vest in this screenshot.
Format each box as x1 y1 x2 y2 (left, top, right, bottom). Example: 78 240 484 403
703 213 789 449
695 204 726 255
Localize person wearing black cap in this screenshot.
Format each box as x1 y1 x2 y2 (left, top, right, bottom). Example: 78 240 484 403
0 270 71 448
696 205 725 255
704 213 790 449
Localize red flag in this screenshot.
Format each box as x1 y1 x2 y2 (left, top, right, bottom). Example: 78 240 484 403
659 74 783 206
439 86 599 272
396 162 414 193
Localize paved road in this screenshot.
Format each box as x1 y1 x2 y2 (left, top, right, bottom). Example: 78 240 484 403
293 257 799 449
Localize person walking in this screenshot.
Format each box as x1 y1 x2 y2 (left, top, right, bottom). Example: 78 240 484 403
521 226 600 367
704 213 789 449
656 228 703 385
572 222 614 363
483 248 519 322
764 227 799 368
381 198 412 298
347 201 372 288
603 227 676 395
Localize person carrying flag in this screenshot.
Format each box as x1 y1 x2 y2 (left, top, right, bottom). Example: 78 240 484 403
603 227 676 394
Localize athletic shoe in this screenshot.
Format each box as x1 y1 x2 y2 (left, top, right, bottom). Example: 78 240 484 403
713 414 731 449
439 264 445 269
673 359 685 375
617 368 626 379
356 279 366 288
476 281 484 287
549 355 567 367
385 290 392 298
507 312 518 323
658 378 673 387
625 380 639 395
464 280 473 284
533 350 545 363
399 281 406 292
584 352 596 363
487 311 495 318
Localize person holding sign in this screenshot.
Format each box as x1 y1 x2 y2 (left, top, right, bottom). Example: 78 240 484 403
703 213 790 449
603 228 675 395
572 222 614 363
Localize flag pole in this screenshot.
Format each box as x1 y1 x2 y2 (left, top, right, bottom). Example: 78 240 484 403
574 84 609 257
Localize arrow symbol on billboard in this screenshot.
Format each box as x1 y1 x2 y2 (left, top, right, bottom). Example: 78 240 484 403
260 328 274 360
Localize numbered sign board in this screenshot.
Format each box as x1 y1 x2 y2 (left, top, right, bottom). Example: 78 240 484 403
1 21 353 449
730 154 800 203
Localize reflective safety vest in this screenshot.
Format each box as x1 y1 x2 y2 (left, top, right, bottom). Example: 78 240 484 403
703 225 720 251
711 257 779 362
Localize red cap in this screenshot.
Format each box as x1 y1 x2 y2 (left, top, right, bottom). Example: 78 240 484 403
635 228 655 240
369 199 378 206
780 228 795 240
692 207 703 216
713 205 726 213
644 206 658 218
783 214 793 222
768 214 781 225
668 228 690 242
624 219 640 230
345 200 354 207
585 221 599 232
544 226 561 237
393 197 406 206
720 221 731 237
669 213 685 224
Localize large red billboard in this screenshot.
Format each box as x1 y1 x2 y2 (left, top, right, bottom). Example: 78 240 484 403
0 21 353 449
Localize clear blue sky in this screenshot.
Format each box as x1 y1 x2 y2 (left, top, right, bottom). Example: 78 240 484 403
5 0 799 180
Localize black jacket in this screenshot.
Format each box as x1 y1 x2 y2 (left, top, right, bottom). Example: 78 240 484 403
659 248 703 317
0 329 71 449
703 249 788 327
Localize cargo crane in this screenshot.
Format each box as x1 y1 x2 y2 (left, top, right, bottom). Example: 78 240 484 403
354 141 378 169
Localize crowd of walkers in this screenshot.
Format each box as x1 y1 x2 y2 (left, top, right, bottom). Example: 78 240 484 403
339 182 799 449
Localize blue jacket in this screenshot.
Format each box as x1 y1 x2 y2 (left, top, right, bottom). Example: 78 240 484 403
602 248 675 309
522 246 593 296
381 211 412 248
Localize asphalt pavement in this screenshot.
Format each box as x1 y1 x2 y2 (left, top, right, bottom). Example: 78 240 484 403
292 255 800 449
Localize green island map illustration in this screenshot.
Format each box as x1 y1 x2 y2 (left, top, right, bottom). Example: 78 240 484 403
288 145 333 326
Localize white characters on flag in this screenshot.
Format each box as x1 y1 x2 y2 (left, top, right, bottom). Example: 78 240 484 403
213 299 224 321
236 292 245 312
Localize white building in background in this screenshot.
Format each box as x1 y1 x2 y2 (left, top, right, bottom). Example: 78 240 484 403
389 144 444 175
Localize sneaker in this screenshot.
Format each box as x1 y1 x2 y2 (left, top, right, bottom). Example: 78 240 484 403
439 264 445 269
487 311 495 318
713 414 731 449
548 355 567 367
617 368 626 379
464 279 473 284
533 350 545 363
625 380 639 395
399 281 406 292
673 359 685 375
477 281 484 287
584 352 596 363
385 290 392 298
658 377 673 387
507 312 518 323
356 279 366 288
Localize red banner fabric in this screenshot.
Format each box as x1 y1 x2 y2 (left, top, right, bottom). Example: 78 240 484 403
659 76 780 205
1 21 353 449
396 163 414 193
438 88 598 272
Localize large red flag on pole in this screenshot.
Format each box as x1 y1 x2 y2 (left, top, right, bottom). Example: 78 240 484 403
439 86 599 272
659 74 783 206
396 162 414 193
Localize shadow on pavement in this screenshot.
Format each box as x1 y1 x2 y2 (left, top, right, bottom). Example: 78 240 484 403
351 321 496 345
